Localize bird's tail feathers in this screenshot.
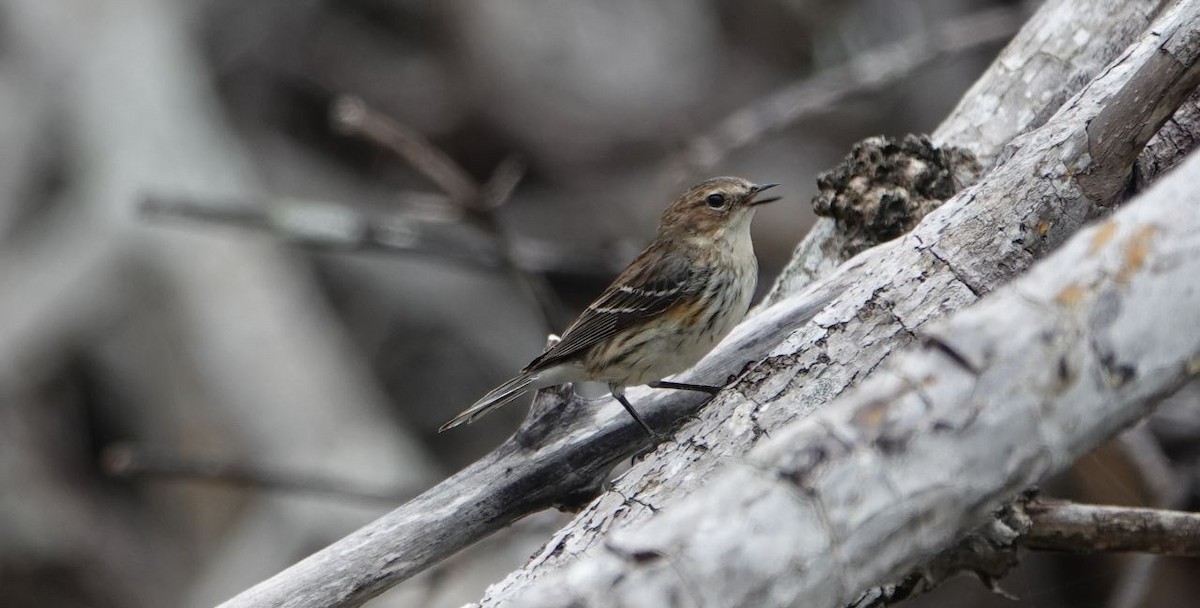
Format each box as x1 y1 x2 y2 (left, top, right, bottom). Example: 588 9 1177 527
439 374 536 432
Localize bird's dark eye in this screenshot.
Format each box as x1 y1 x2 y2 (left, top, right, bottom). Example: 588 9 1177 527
706 193 727 209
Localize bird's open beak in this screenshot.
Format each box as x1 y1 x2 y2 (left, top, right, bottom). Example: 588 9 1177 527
748 183 781 206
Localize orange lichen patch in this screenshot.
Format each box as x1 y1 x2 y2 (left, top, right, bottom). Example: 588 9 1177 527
1036 220 1052 236
853 399 890 429
1054 283 1088 307
1088 221 1119 254
1117 225 1157 283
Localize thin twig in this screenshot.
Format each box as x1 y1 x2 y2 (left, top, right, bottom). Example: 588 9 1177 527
678 6 1024 174
478 155 527 212
1022 499 1200 557
331 96 479 204
139 193 624 277
475 156 566 328
101 443 414 505
330 96 566 330
141 193 485 265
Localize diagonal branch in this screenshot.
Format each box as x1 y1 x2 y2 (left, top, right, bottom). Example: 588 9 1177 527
331 96 479 205
510 94 1200 608
218 2 1200 607
476 1 1199 603
215 266 851 608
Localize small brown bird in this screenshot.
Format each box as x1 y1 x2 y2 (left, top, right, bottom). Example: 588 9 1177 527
440 176 779 436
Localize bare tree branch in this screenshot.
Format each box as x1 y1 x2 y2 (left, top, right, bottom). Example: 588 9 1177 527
1136 87 1200 189
218 2 1200 606
853 46 1200 608
1023 499 1200 557
508 94 1200 608
475 1 1200 604
216 273 848 608
855 30 1200 608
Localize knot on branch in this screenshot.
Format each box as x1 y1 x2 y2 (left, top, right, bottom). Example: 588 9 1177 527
813 134 981 256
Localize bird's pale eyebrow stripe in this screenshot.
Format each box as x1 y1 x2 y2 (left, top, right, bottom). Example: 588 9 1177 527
617 285 678 297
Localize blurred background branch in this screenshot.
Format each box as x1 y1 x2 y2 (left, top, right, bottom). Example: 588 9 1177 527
331 94 563 328
140 192 626 276
678 4 1025 174
101 443 416 504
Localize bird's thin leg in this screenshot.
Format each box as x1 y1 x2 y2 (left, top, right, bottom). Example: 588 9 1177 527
610 384 661 439
648 380 722 395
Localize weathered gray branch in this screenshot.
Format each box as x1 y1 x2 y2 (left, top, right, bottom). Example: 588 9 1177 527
856 40 1200 608
1022 499 1200 557
1136 87 1200 188
216 273 850 608
476 1 1200 604
507 99 1200 608
220 1 1200 606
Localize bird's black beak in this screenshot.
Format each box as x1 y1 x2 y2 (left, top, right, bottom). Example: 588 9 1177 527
748 183 781 206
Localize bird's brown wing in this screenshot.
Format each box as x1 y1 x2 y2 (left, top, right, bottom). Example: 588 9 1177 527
524 246 696 372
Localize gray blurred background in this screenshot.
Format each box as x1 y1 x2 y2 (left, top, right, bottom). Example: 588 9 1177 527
2 0 1198 607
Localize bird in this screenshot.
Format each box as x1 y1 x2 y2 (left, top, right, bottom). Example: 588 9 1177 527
439 176 780 437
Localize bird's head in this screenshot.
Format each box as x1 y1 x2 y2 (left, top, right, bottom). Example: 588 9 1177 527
657 176 779 241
